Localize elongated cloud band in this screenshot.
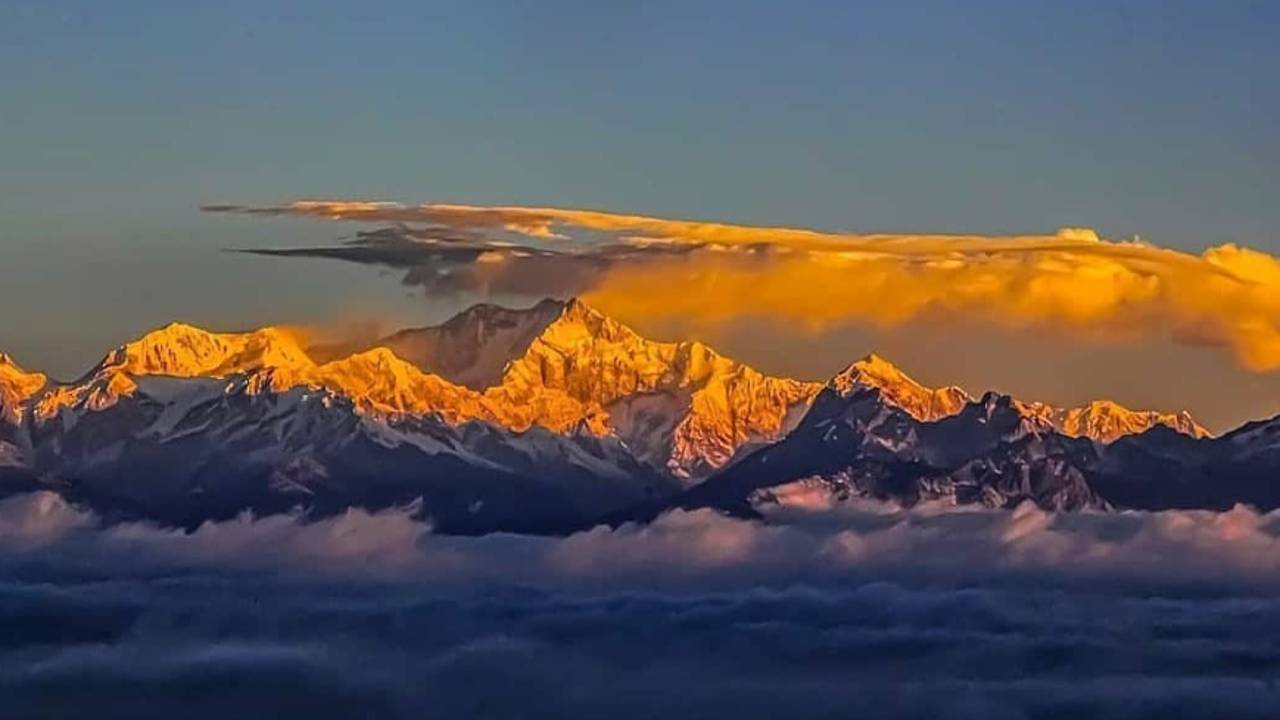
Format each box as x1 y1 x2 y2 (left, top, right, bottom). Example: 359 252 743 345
207 201 1280 371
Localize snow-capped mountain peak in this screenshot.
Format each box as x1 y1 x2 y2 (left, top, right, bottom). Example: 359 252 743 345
320 296 821 478
272 347 492 424
370 297 565 390
829 354 972 421
99 322 313 379
546 296 640 344
826 354 1206 442
0 353 45 392
30 323 320 421
494 298 822 478
1053 400 1207 442
0 353 47 423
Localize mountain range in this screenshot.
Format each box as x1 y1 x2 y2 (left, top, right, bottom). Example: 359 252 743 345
3 297 1276 535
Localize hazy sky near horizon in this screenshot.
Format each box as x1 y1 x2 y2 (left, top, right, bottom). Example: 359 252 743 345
2 1 1279 428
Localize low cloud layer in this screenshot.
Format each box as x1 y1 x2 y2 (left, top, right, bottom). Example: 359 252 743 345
6 491 1280 717
208 200 1280 372
12 490 1280 590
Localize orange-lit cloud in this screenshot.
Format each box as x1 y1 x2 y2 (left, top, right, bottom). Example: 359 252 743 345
206 201 1280 372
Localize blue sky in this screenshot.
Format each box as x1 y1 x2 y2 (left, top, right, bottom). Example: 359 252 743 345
2 1 1278 379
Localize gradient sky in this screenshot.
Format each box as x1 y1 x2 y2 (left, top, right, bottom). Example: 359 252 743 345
2 1 1278 427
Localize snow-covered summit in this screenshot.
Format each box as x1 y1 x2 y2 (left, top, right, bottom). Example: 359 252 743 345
493 298 821 477
0 353 47 423
108 322 311 377
830 354 971 421
827 354 1206 441
1045 399 1206 442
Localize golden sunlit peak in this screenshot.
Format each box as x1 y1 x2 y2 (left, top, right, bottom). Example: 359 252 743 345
1055 400 1209 441
0 351 49 423
536 297 639 346
0 353 46 387
827 353 1208 439
558 296 608 323
1056 227 1101 242
104 322 314 379
850 352 899 374
830 353 972 421
832 353 920 392
341 346 406 365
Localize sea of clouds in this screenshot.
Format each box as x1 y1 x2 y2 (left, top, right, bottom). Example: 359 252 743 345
4 491 1280 718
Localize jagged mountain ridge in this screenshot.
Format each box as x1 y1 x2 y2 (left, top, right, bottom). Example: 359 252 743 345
363 297 566 390
618 381 1280 527
337 298 821 478
348 301 1207 469
1 297 1240 534
5 300 1205 471
623 385 1108 524
832 355 1209 442
29 323 506 428
6 302 820 486
1015 399 1205 443
828 354 1207 442
0 298 825 531
11 370 676 534
0 316 687 532
829 354 970 421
